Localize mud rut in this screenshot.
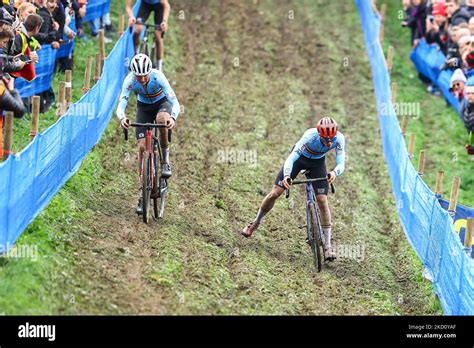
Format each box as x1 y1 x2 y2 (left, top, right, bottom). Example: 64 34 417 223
63 0 436 315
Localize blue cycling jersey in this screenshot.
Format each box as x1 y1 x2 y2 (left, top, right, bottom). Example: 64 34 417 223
116 69 180 120
283 129 346 177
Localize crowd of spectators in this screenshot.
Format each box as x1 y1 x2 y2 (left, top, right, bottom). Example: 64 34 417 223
0 0 114 118
401 0 474 155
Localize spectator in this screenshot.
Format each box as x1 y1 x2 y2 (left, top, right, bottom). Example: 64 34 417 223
0 29 27 118
449 68 467 100
33 0 61 48
461 83 474 133
426 2 449 54
14 2 36 30
402 0 428 46
0 11 26 74
446 0 470 27
90 12 113 43
463 0 474 17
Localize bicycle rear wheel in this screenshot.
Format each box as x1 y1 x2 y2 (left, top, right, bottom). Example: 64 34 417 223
142 153 152 224
307 203 323 272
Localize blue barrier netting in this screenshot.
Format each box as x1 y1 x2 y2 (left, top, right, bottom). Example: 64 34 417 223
410 40 462 113
0 29 135 254
356 0 474 315
83 0 111 23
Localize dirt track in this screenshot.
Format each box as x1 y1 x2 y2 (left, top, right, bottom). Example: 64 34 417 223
60 0 440 315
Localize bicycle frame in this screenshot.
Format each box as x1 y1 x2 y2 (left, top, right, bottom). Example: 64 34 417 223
124 122 168 221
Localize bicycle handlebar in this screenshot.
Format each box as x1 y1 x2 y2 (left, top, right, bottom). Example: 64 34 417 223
136 22 166 38
285 177 336 198
123 123 168 141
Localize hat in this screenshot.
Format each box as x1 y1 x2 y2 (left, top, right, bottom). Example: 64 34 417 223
466 51 474 69
432 3 447 17
449 69 467 91
0 8 13 26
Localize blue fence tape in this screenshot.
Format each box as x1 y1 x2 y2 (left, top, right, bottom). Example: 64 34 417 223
356 0 474 315
83 0 111 23
0 29 135 254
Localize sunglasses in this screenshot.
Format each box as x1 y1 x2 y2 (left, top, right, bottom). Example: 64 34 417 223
320 136 336 145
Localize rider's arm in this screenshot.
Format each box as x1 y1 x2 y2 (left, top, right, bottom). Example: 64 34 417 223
282 130 312 177
161 0 171 23
157 70 181 120
126 0 134 19
116 73 134 121
333 132 346 177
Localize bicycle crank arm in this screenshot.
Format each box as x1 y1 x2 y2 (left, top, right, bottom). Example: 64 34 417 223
298 224 307 229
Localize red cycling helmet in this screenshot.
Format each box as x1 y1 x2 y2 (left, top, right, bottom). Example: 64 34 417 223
317 117 338 139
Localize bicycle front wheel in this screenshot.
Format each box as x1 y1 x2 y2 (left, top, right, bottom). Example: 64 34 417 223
142 153 152 224
307 203 323 272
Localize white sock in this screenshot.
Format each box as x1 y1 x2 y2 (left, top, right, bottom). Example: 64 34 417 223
158 59 163 71
162 147 170 163
323 228 332 247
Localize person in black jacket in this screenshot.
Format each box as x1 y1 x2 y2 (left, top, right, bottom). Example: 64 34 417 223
447 0 471 27
32 0 61 48
463 0 474 17
402 0 427 47
425 2 449 54
462 84 474 134
0 29 27 119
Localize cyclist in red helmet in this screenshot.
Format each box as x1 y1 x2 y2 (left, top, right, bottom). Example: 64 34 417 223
242 117 346 261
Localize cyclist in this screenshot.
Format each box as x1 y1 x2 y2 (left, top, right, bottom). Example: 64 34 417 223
116 53 180 214
242 117 346 261
126 0 170 71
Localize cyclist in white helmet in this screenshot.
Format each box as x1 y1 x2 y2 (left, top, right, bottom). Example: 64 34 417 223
116 53 180 214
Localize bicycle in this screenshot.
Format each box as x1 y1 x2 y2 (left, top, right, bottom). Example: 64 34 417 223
285 172 335 272
137 21 165 68
123 122 169 223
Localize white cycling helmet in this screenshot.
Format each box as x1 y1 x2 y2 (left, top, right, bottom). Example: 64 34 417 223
130 54 152 76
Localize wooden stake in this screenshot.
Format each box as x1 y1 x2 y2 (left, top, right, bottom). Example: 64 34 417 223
118 14 124 37
391 82 397 104
379 4 387 43
401 115 408 135
94 53 102 83
448 176 461 215
387 45 394 73
65 70 72 108
465 218 474 249
57 81 66 119
380 3 387 20
435 171 444 197
3 111 13 159
408 133 416 159
417 150 426 176
99 30 106 68
30 96 40 141
83 56 93 95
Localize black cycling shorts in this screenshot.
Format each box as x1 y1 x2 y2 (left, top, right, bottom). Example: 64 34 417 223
275 155 329 195
136 98 172 140
136 2 164 26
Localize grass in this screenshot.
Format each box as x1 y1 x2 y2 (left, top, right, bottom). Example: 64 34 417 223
0 0 443 315
383 0 473 207
0 1 126 314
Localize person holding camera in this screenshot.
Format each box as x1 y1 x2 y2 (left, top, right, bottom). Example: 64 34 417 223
0 29 27 119
426 2 449 54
